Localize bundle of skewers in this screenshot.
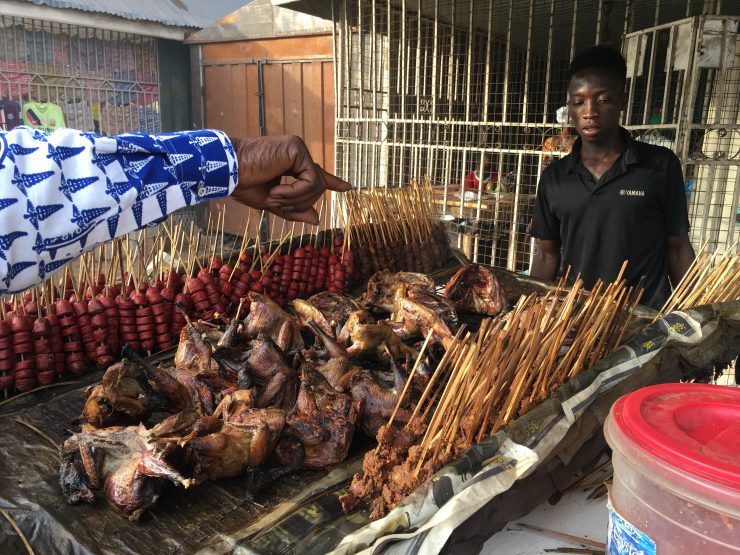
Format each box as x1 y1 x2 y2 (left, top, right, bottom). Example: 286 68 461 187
341 264 643 520
340 179 450 280
655 243 740 319
0 205 360 400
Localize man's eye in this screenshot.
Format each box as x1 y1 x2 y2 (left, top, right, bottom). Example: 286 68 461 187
570 101 583 107
598 98 610 103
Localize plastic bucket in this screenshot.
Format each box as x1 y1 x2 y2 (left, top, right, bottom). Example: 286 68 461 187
604 383 740 555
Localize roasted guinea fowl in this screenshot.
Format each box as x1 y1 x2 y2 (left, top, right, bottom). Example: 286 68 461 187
127 345 230 417
291 298 335 337
60 425 191 520
391 284 455 349
80 358 165 428
337 309 375 346
348 350 413 437
364 270 435 313
244 292 304 351
443 263 506 316
306 291 361 328
305 321 352 389
173 415 272 482
405 287 459 332
286 366 360 468
338 310 417 361
79 344 217 428
174 304 215 374
246 334 297 409
149 402 285 484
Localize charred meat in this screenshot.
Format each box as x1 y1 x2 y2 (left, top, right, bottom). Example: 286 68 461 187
246 334 297 409
365 270 435 313
443 264 506 316
286 368 360 468
244 292 304 352
60 425 191 520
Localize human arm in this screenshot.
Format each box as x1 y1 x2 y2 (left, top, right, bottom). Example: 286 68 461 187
528 170 561 281
230 135 351 224
529 238 562 282
0 126 238 294
0 127 349 293
666 234 695 287
662 156 693 288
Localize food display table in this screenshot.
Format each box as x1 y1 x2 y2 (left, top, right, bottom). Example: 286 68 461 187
1 282 735 554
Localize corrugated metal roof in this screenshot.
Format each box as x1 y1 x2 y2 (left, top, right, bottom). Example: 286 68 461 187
25 0 252 29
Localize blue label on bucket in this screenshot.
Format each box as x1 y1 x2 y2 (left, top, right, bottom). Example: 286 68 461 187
607 502 656 555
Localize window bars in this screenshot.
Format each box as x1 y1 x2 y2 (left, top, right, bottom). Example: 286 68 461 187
333 0 739 271
0 16 161 135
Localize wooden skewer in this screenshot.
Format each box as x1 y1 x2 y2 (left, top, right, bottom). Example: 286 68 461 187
386 329 434 427
313 197 326 248
410 325 468 421
262 232 292 273
516 523 606 550
121 240 140 291
229 214 252 281
0 507 35 555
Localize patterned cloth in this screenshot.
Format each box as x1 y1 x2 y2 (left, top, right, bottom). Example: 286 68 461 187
0 126 238 293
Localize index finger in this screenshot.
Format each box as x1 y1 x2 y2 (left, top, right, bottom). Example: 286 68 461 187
321 168 352 192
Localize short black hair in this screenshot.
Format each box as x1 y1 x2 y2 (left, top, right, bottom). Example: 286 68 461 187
568 45 627 86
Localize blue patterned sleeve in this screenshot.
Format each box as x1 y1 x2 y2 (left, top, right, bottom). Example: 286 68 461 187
0 126 238 294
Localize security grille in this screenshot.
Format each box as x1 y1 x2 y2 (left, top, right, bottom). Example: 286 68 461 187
334 0 740 271
0 16 161 135
623 16 740 253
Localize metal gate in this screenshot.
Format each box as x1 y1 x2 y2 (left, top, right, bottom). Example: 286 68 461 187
623 16 740 252
333 0 740 271
0 16 161 135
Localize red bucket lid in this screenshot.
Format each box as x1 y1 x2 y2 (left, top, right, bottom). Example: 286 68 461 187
612 383 740 492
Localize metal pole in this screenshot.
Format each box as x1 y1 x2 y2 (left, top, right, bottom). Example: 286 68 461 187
596 0 605 44
501 0 513 123
399 0 407 186
661 25 677 125
256 61 266 137
542 0 555 124
642 29 659 123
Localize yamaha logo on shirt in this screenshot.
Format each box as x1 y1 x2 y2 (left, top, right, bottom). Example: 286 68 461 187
619 189 645 196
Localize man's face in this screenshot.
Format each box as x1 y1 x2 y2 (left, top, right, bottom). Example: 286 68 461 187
567 67 625 144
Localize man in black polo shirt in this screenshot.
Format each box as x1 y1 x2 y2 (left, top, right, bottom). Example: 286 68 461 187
530 46 695 309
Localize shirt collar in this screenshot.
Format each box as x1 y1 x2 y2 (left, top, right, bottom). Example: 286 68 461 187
566 127 639 173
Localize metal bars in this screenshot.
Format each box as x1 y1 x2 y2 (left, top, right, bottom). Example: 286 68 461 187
334 1 739 270
623 15 740 253
0 16 161 135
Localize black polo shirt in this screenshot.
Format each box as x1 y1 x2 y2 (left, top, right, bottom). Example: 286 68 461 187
531 128 689 309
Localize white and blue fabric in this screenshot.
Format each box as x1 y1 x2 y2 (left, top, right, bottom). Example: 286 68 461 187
0 126 238 294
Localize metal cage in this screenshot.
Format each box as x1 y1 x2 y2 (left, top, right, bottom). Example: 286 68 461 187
333 0 740 271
